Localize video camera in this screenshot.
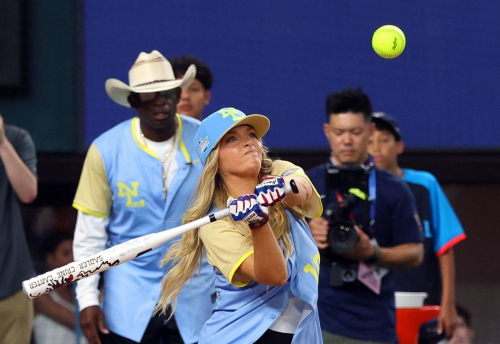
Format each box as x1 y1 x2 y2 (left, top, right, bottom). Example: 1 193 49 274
324 163 371 253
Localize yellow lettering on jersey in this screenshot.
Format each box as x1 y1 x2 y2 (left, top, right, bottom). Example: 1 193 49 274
117 182 145 207
303 253 320 282
219 108 245 122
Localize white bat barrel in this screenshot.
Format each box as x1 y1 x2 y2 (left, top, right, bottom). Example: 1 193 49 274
22 233 161 299
22 208 232 299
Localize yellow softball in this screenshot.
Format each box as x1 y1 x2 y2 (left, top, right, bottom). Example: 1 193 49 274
372 25 406 59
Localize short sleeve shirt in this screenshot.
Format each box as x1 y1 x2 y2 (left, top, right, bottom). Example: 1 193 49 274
73 143 112 217
395 169 466 305
0 125 37 299
199 160 322 286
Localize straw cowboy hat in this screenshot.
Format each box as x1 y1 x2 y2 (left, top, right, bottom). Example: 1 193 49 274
105 50 196 107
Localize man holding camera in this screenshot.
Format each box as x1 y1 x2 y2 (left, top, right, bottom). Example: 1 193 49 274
306 88 424 344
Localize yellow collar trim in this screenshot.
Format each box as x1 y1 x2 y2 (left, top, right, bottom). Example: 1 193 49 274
131 117 157 159
131 114 192 164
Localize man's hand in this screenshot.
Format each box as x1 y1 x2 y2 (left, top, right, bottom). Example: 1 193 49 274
309 220 376 261
337 226 375 261
309 217 329 249
80 306 109 344
0 113 37 202
0 115 6 147
439 302 457 339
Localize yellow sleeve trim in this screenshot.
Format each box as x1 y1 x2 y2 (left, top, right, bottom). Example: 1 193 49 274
306 186 324 218
73 203 109 218
73 144 112 216
228 249 254 287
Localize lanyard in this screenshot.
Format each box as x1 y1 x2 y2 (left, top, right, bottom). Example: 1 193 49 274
368 168 376 235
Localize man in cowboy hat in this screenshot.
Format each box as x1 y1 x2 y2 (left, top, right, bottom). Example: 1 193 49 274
72 50 215 344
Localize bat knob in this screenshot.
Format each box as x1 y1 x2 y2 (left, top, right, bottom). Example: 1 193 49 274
289 179 299 194
22 281 30 298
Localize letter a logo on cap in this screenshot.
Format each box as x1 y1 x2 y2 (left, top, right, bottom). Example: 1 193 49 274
218 107 245 122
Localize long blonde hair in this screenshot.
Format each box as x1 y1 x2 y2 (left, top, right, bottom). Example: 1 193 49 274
155 144 294 316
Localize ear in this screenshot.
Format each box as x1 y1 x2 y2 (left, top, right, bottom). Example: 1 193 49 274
396 140 405 155
323 122 330 141
368 122 376 136
367 122 375 145
204 90 212 105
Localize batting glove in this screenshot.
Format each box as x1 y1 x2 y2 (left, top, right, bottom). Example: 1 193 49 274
228 194 270 230
254 176 286 207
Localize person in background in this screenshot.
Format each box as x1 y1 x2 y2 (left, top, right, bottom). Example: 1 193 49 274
73 50 214 344
33 230 88 344
170 55 213 120
0 114 38 344
368 112 466 340
306 88 424 343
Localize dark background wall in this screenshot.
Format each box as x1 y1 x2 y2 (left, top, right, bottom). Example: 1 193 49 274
83 1 500 150
0 0 81 151
1 1 499 342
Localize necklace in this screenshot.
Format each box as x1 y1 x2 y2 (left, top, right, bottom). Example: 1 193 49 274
141 130 177 199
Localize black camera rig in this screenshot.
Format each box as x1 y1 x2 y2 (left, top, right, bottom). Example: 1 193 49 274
324 162 371 253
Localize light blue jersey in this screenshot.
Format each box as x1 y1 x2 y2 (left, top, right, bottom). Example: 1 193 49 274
200 209 322 343
92 115 214 343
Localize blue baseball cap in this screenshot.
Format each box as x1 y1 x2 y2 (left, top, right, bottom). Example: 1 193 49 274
371 112 402 141
194 107 270 165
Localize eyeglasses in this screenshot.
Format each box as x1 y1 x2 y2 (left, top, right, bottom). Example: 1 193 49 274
138 89 177 103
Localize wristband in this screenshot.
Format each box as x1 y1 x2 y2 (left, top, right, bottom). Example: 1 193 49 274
249 217 269 230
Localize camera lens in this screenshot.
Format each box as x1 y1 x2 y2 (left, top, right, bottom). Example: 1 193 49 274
328 221 359 253
334 224 351 242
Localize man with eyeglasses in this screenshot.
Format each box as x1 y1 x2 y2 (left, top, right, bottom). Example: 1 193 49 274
72 50 215 344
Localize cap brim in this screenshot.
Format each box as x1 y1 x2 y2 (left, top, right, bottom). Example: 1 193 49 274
372 116 401 140
214 114 270 148
104 64 196 108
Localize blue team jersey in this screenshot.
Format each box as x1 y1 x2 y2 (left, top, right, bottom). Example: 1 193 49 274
199 209 322 343
394 169 466 305
306 162 423 343
80 115 214 343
